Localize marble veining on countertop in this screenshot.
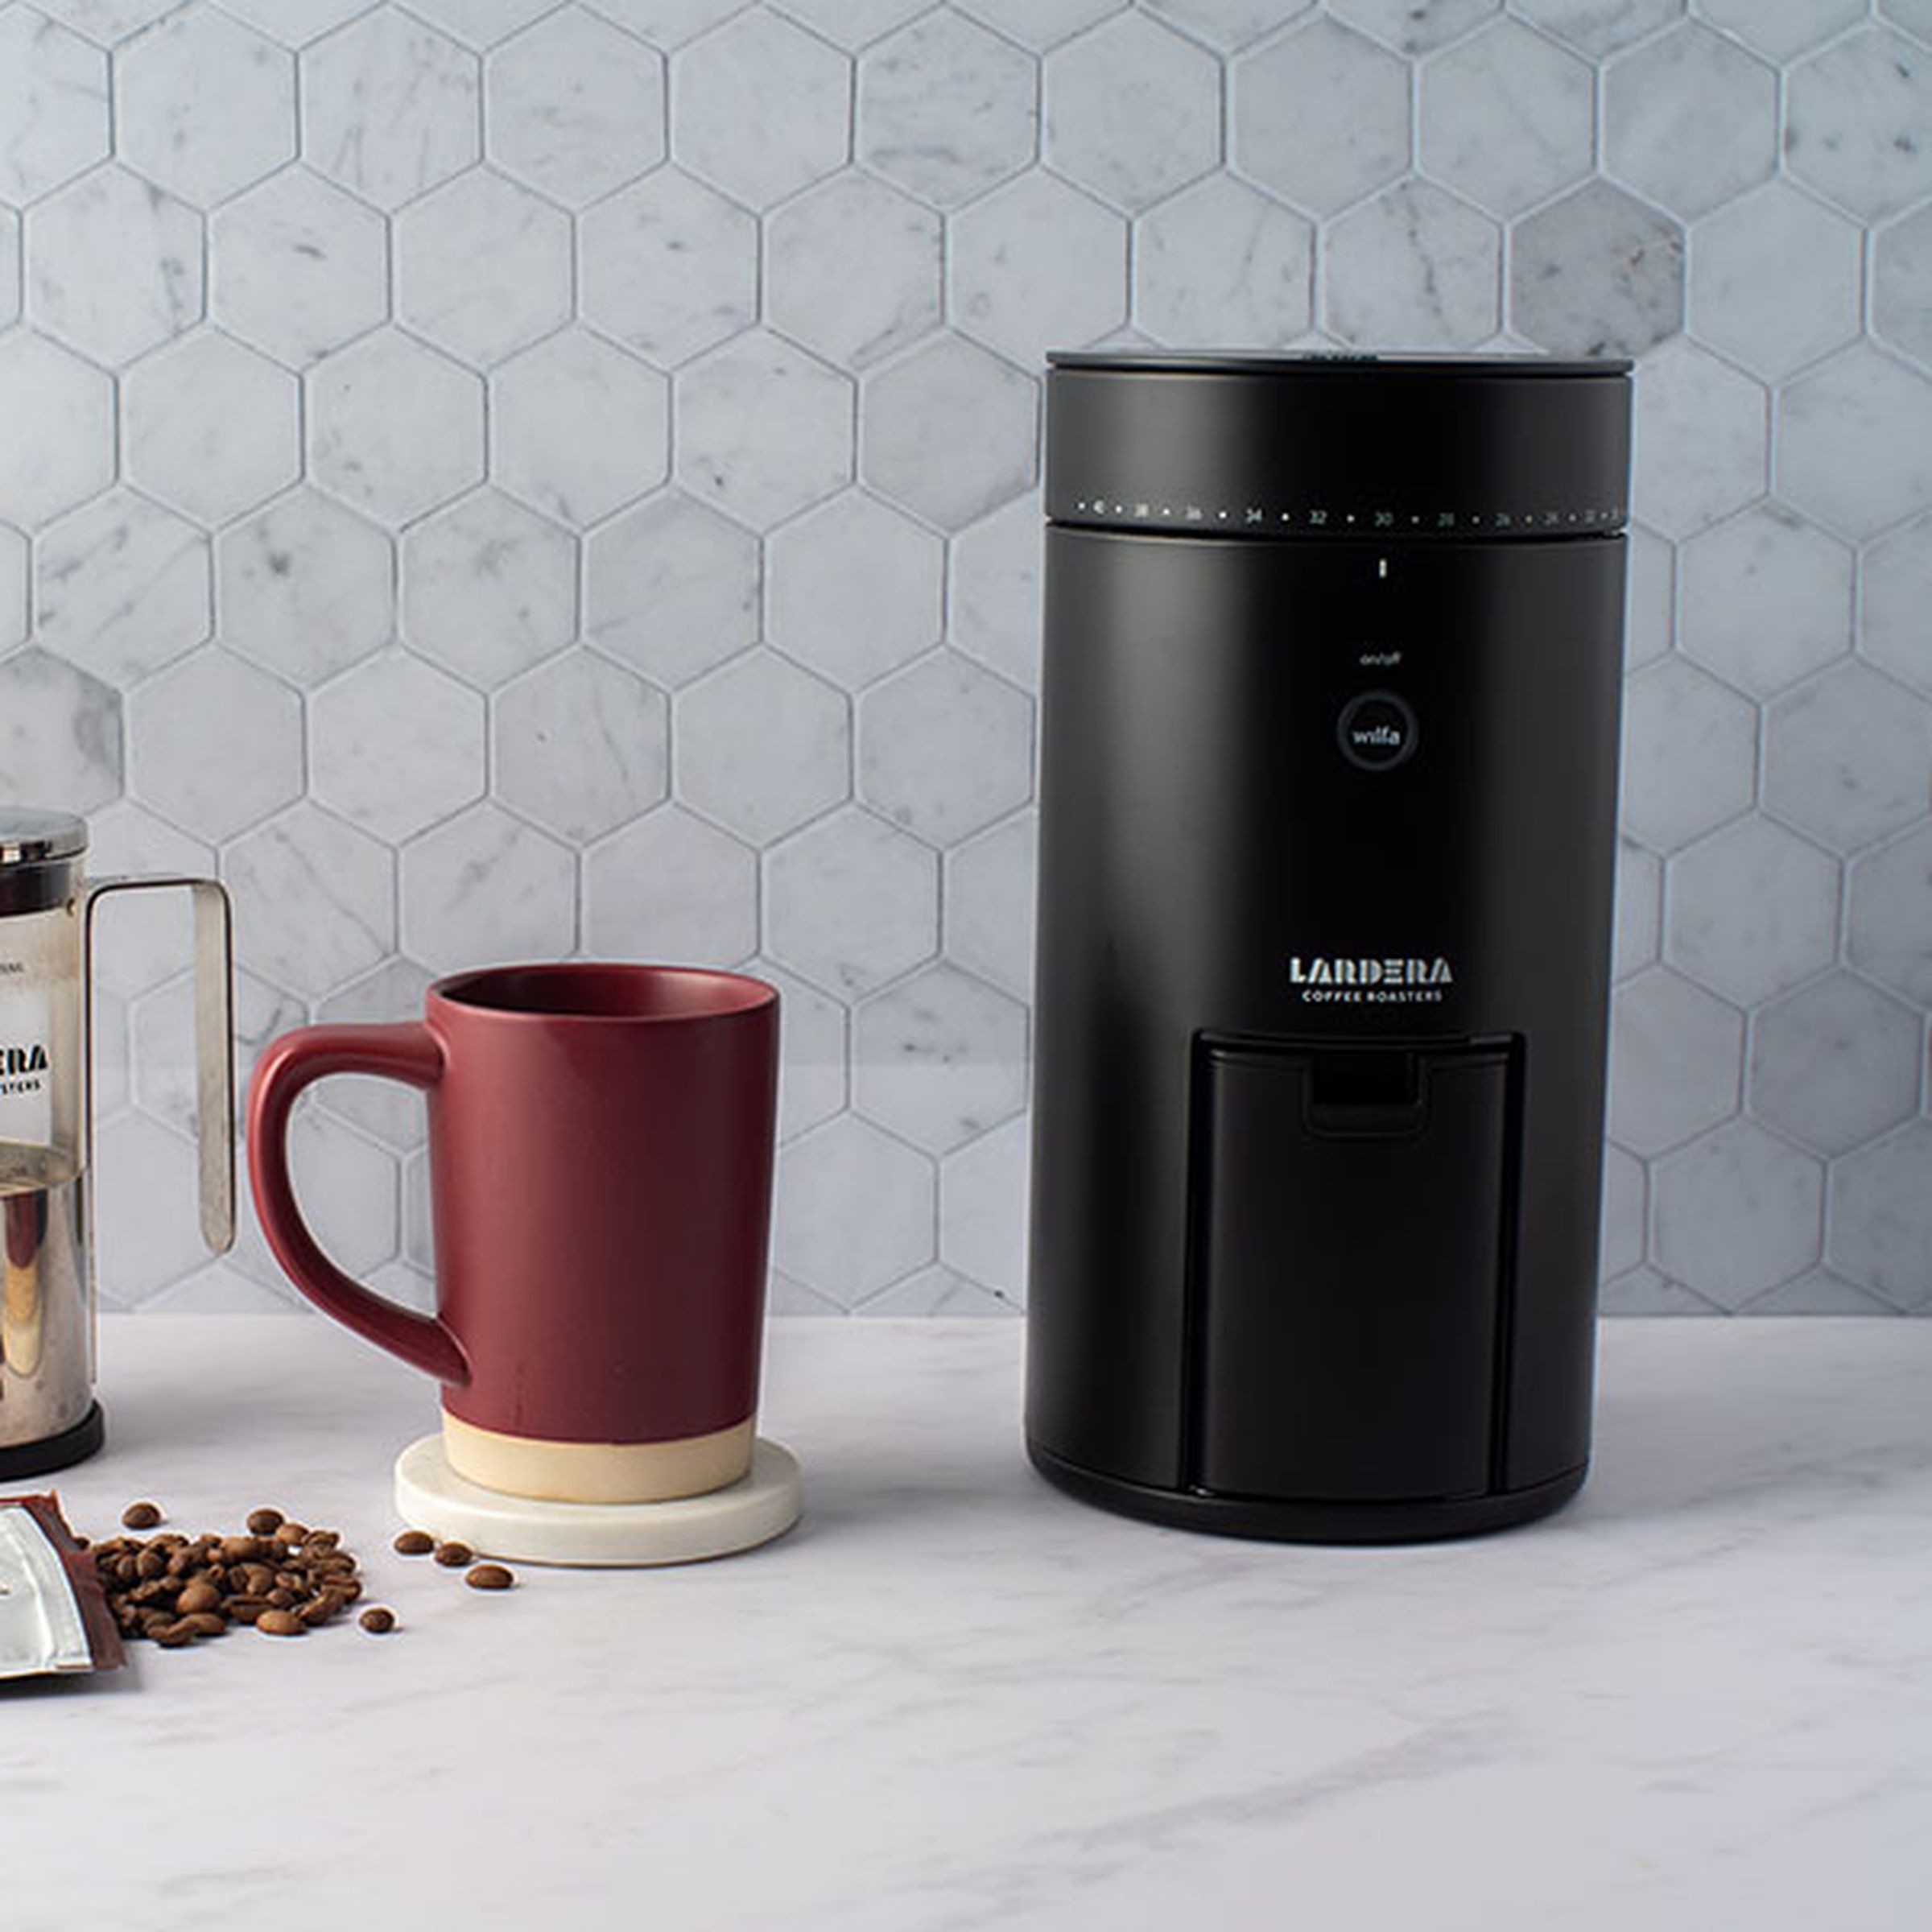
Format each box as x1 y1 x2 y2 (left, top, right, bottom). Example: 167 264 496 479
6 1314 1930 1931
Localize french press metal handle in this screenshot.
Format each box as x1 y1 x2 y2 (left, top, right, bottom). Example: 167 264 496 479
82 876 235 1253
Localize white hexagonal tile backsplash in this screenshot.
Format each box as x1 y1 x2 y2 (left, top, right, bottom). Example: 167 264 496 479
1 0 1927 1318
27 165 203 365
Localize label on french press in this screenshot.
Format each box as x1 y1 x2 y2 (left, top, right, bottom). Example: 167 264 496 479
0 1040 49 1092
0 988 50 1094
0 961 60 1151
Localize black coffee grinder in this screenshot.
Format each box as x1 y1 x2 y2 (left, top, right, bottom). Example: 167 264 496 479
1026 353 1631 1542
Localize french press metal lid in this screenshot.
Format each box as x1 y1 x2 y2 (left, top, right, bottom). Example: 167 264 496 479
0 806 233 1478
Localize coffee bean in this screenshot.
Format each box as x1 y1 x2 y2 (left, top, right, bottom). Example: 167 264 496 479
225 1596 268 1624
246 1507 284 1537
273 1521 308 1546
120 1501 163 1530
175 1580 221 1616
256 1609 305 1637
182 1612 227 1637
358 1606 396 1634
432 1540 473 1568
465 1564 514 1591
303 1530 341 1553
392 1530 434 1556
152 1620 197 1647
221 1535 263 1564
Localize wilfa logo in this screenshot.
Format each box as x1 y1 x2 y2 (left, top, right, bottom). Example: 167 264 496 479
1288 956 1453 1005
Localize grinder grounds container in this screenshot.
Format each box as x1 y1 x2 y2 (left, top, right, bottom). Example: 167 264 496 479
1026 353 1632 1542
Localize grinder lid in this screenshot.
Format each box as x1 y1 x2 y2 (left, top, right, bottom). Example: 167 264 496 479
1044 351 1632 542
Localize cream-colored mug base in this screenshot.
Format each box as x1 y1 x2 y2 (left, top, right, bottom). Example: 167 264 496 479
441 1410 755 1504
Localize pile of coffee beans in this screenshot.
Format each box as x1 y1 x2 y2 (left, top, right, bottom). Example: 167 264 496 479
89 1503 516 1650
91 1502 391 1646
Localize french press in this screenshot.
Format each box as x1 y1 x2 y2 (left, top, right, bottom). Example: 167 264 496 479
0 807 233 1477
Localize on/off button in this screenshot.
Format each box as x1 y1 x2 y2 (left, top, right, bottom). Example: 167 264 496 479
1336 690 1418 770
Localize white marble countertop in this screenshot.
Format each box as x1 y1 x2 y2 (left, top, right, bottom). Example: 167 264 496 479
6 1315 1930 1931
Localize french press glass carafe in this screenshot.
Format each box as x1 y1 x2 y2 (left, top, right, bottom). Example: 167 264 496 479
0 807 233 1477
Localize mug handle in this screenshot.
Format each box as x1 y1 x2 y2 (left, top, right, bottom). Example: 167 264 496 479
246 1024 469 1386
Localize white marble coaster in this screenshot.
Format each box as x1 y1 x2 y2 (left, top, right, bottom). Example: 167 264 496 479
393 1435 802 1567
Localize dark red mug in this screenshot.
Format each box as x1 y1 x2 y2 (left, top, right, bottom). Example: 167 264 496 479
246 963 779 1504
